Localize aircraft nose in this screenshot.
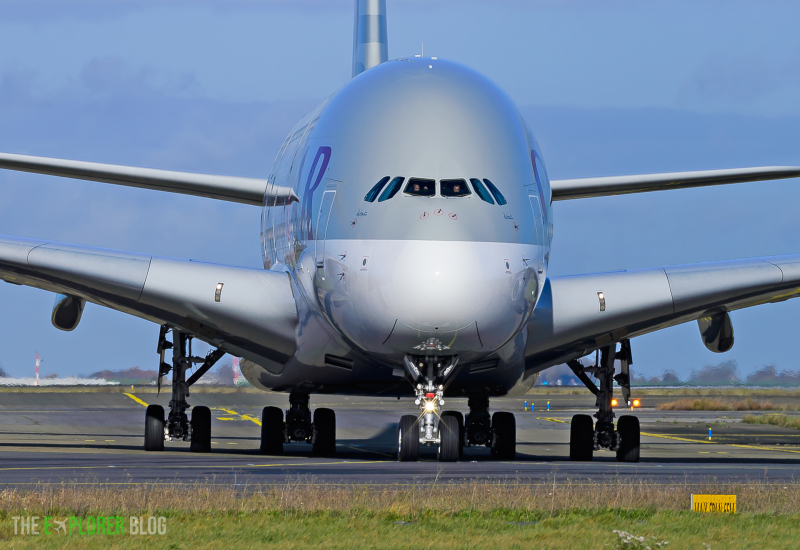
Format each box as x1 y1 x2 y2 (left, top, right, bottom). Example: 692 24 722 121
379 241 536 353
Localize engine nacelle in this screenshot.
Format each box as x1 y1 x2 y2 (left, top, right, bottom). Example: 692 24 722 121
51 293 86 331
697 311 734 353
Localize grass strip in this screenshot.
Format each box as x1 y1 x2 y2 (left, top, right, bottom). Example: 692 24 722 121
1 481 799 548
743 414 800 430
2 510 800 549
655 398 800 411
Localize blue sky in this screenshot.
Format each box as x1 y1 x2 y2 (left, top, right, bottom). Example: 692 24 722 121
1 0 800 378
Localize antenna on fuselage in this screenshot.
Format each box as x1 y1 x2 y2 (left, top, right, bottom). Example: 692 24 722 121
352 0 388 78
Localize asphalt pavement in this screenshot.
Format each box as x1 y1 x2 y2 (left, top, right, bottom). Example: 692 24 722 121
1 389 799 485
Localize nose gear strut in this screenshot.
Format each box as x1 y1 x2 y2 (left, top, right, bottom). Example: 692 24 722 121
398 339 460 449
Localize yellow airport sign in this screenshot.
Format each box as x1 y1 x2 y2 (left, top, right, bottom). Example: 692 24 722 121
691 494 736 513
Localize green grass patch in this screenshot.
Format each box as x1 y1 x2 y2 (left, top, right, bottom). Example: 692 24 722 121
0 509 798 549
743 414 800 429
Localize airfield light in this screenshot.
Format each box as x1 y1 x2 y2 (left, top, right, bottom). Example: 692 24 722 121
633 399 641 408
611 398 618 407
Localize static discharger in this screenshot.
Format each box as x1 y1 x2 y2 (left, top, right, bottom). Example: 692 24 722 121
691 494 736 513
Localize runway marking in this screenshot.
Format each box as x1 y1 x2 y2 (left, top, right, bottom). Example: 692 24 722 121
124 393 149 408
537 416 800 455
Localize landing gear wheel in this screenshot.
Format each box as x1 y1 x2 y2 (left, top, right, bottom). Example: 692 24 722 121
260 406 284 455
570 414 594 461
312 408 336 457
441 410 464 458
616 415 640 463
190 406 211 453
144 404 165 452
438 415 460 462
490 411 516 460
398 415 420 462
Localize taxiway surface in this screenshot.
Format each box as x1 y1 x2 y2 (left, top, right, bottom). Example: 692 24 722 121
1 390 799 485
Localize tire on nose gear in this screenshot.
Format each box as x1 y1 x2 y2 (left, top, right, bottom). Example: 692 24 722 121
438 415 460 462
398 415 420 462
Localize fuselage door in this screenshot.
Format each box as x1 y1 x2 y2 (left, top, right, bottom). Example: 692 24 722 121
315 188 337 269
528 193 544 273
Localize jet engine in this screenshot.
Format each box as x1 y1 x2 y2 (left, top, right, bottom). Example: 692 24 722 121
51 293 86 331
697 311 734 353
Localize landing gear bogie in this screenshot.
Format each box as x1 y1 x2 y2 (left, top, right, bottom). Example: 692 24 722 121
260 396 337 456
144 327 224 452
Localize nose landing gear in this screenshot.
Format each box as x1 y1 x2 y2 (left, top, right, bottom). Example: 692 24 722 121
567 339 640 463
397 340 516 462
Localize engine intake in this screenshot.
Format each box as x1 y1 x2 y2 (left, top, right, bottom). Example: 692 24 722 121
51 293 85 331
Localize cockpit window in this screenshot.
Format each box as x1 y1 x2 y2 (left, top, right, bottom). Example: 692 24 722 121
469 178 495 205
364 176 390 202
440 179 471 197
483 178 507 206
378 176 405 202
404 178 436 197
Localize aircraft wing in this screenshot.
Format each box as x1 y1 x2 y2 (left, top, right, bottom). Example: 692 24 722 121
525 254 800 369
0 234 298 368
0 152 298 206
550 166 800 201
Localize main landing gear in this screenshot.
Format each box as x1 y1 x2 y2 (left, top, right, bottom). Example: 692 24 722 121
396 339 516 462
567 339 640 462
259 393 337 457
144 326 225 452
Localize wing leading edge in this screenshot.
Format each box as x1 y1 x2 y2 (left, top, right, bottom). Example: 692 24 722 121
550 166 800 201
0 234 298 368
0 152 298 206
526 255 800 370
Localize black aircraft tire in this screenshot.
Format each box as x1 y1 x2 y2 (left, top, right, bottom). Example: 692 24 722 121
570 414 594 461
190 406 212 453
441 410 465 458
260 406 285 455
616 415 641 463
438 415 460 462
144 404 165 452
312 408 337 457
397 415 420 462
490 411 516 460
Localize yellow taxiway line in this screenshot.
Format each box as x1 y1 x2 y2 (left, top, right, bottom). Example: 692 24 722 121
124 394 262 426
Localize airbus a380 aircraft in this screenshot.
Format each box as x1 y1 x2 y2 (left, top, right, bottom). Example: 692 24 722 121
1 1 800 463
